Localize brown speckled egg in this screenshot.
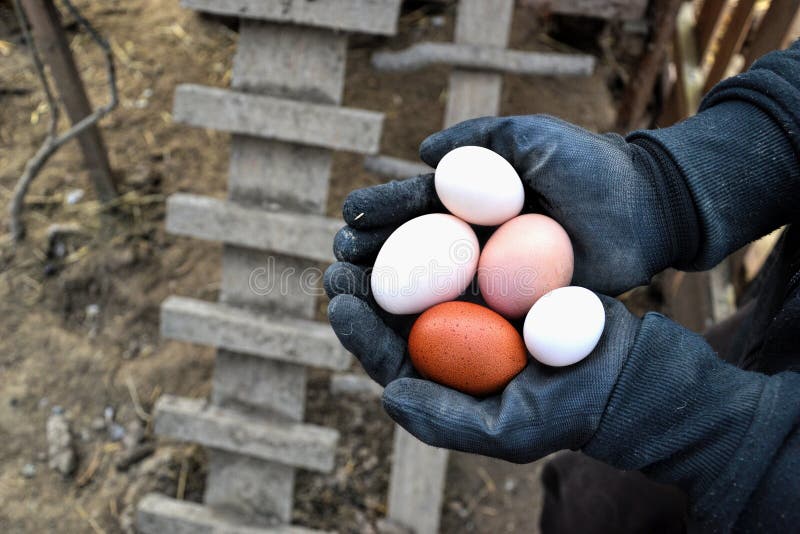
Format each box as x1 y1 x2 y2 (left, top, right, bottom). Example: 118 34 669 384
408 301 528 396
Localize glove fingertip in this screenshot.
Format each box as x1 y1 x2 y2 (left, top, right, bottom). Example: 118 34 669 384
323 262 370 300
342 189 372 228
419 131 448 167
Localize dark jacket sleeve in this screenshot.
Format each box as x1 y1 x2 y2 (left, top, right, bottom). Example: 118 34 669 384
628 41 800 271
584 313 800 532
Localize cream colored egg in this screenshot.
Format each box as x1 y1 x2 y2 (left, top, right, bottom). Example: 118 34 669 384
435 146 524 226
371 213 479 315
523 286 605 367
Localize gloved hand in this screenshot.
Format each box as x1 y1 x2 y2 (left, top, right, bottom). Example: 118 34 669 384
326 264 800 533
325 262 637 462
335 114 701 296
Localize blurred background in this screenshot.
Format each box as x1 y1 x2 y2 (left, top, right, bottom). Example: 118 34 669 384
0 0 796 532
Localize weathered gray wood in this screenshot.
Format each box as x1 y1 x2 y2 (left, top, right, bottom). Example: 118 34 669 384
388 428 449 534
219 246 322 318
181 0 401 35
161 296 350 371
454 0 515 47
233 21 347 105
330 372 384 397
228 136 333 213
744 0 800 68
173 84 383 154
201 19 354 525
445 70 505 126
213 351 308 422
363 155 432 180
521 0 648 20
388 3 515 533
372 42 595 76
225 22 348 212
443 0 514 128
205 450 297 526
138 493 322 534
154 395 338 472
165 193 340 263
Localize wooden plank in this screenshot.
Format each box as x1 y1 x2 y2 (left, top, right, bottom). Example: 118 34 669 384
386 3 515 533
520 0 648 20
617 0 684 129
372 42 595 76
173 84 383 154
219 247 322 318
364 155 432 180
212 352 308 422
703 0 758 93
673 2 703 118
744 0 800 68
228 136 334 213
664 270 712 332
388 428 449 534
205 450 297 525
165 193 340 263
696 0 729 59
454 0 514 47
226 23 348 211
330 372 384 397
153 395 338 472
161 297 351 371
137 493 323 534
181 0 401 35
443 0 514 127
445 70 504 126
21 0 116 201
233 21 347 105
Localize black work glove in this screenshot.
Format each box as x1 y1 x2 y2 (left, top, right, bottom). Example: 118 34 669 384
326 265 800 531
335 115 700 296
325 262 636 461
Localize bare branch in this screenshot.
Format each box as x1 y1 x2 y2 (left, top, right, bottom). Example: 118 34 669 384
9 0 118 242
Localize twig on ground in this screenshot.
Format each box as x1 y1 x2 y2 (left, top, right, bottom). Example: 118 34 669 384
75 444 104 487
125 374 151 422
9 0 118 242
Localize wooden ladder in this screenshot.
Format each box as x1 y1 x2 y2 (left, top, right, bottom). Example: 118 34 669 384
137 1 401 532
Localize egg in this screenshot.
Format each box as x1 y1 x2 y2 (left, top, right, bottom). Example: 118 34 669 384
371 213 479 315
408 301 528 396
523 286 605 367
435 146 524 226
478 214 574 319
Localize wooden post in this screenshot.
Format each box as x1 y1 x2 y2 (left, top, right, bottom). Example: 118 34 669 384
743 0 800 68
617 0 684 130
20 0 116 201
702 0 758 93
385 3 515 533
695 0 729 60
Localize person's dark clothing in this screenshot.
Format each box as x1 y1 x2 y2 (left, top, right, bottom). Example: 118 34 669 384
542 43 800 533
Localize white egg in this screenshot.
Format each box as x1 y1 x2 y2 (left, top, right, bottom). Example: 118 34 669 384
435 146 524 226
371 213 479 315
523 286 605 367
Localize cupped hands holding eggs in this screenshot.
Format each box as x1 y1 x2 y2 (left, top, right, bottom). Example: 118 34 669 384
358 146 605 396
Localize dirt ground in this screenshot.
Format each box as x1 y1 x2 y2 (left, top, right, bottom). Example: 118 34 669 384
0 1 641 532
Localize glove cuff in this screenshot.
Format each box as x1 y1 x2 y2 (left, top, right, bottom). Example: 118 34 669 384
627 137 701 272
583 312 800 530
629 101 800 270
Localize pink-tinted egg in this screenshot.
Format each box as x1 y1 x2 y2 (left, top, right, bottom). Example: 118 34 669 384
478 214 574 319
